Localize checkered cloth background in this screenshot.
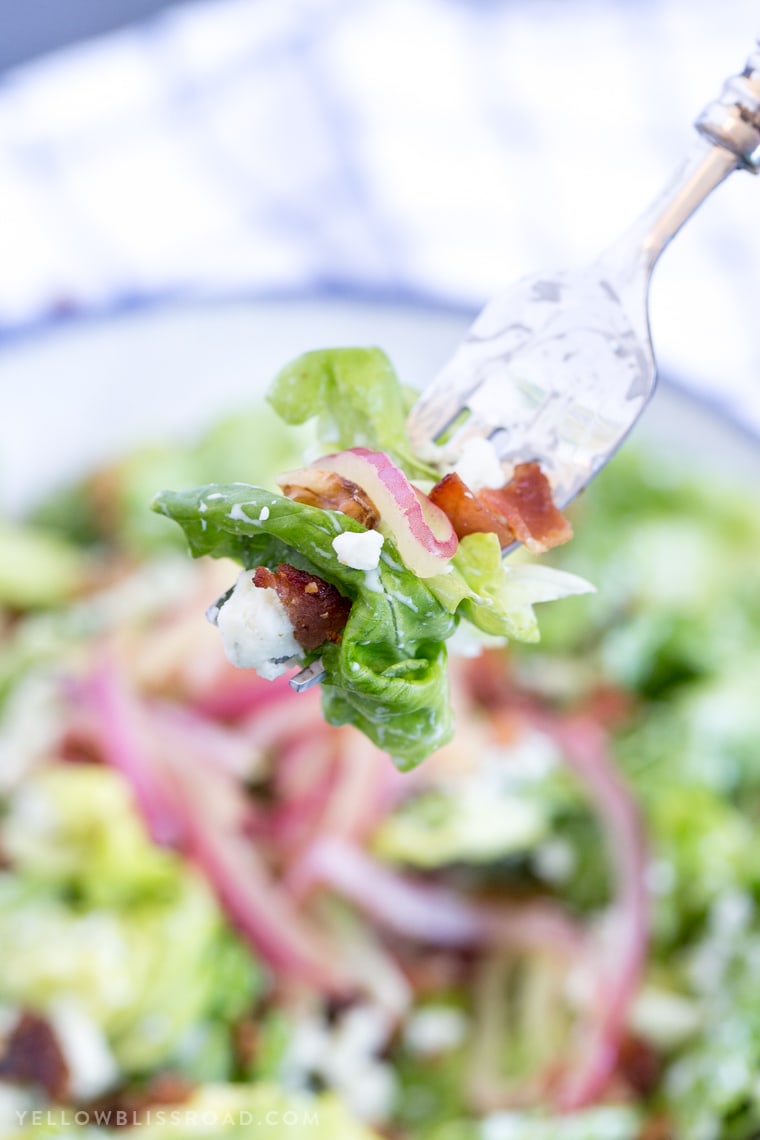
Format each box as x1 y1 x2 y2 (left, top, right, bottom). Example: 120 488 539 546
0 0 758 429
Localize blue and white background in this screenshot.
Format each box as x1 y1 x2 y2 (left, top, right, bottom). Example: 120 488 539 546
0 0 758 428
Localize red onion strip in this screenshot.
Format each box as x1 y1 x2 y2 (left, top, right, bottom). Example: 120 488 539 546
285 448 457 577
78 661 185 848
314 730 405 846
190 669 295 721
158 755 348 991
147 698 265 781
287 836 584 958
531 712 649 1110
81 660 349 993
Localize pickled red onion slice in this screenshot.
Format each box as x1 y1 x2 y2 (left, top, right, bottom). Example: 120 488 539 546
279 447 457 577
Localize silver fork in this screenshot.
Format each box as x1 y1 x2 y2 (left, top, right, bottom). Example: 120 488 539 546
406 41 760 508
290 44 760 695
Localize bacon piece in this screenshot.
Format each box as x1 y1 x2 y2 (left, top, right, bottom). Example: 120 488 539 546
616 1032 662 1097
0 1011 70 1101
254 564 352 652
478 462 572 553
278 469 380 528
428 473 515 544
428 462 572 553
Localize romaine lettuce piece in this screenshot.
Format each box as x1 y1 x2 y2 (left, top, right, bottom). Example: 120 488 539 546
429 532 593 643
152 485 456 768
152 352 589 767
268 348 436 480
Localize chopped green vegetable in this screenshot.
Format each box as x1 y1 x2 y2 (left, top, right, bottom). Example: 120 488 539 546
153 484 456 768
0 764 260 1078
0 520 88 607
268 347 435 479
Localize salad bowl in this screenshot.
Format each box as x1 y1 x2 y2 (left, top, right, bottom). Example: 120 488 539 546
1 296 760 1140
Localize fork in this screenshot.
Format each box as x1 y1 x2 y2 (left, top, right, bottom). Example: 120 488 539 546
290 43 760 694
405 41 760 509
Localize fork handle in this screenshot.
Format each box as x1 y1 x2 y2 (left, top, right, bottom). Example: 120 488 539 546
695 41 760 171
602 41 760 280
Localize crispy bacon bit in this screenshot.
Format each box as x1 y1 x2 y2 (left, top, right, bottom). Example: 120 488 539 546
279 469 380 529
428 473 516 545
478 462 572 553
0 1011 70 1101
254 564 352 652
617 1032 663 1097
429 462 572 554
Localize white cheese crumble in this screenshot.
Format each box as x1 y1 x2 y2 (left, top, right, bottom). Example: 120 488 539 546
533 838 576 884
404 1005 468 1055
215 570 301 679
49 998 119 1099
453 436 506 492
281 1003 396 1125
332 529 385 571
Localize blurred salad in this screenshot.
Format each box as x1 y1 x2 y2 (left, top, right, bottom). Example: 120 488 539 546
1 363 760 1140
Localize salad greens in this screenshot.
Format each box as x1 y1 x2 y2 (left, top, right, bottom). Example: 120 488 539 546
153 484 456 768
2 351 760 1140
154 348 589 768
0 765 260 1080
268 347 436 480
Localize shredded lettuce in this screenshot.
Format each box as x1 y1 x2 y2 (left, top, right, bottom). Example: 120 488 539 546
372 782 550 867
0 764 261 1078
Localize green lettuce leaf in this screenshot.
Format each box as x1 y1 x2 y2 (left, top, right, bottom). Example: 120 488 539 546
429 532 593 643
267 347 435 479
372 782 549 868
152 484 456 768
662 901 760 1140
3 764 185 905
0 520 89 608
0 764 260 1078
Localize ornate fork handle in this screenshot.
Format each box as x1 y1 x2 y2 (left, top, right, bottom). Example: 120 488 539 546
601 40 760 303
696 40 760 170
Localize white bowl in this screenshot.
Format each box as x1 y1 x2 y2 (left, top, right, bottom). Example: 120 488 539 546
1 296 758 515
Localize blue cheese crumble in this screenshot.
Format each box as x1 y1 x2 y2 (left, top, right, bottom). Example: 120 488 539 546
214 570 301 679
332 530 385 571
